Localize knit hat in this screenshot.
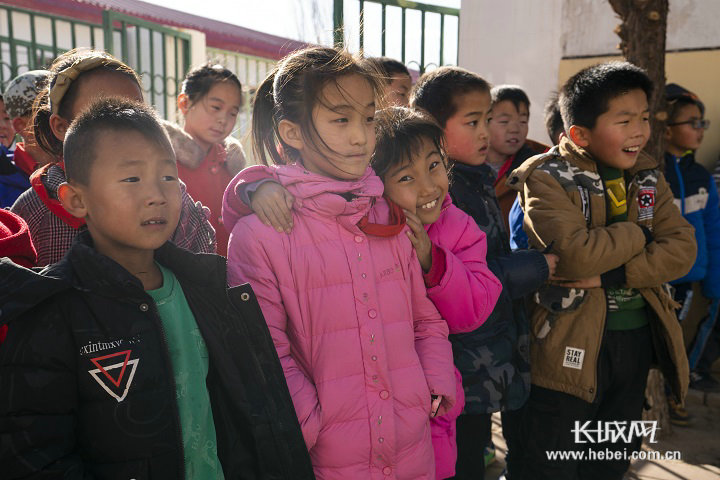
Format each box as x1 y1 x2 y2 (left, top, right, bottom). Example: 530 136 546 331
3 70 51 119
666 83 705 116
0 209 37 267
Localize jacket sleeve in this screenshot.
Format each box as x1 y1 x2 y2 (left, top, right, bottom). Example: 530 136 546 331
173 180 217 254
426 217 502 333
624 173 697 288
625 174 697 288
487 249 548 299
0 306 88 479
224 165 280 219
509 195 529 250
407 245 456 416
701 176 720 299
226 220 322 450
522 169 648 279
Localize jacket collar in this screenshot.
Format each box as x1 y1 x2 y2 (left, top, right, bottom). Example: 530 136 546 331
275 164 384 228
162 120 246 176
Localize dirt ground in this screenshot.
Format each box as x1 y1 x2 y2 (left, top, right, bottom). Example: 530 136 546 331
484 388 720 480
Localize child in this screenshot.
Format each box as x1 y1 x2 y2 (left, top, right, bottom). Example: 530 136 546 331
10 50 216 266
165 63 247 255
223 46 456 478
663 84 720 397
0 93 13 149
0 95 29 207
233 106 503 478
365 56 413 106
3 70 56 173
411 66 556 480
508 94 565 251
486 85 545 231
0 98 314 479
507 62 696 479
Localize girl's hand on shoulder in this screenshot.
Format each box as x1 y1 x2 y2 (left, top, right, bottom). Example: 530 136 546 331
404 210 432 272
250 182 295 233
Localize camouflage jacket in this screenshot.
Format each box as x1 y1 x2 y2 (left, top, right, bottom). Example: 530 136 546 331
449 163 549 414
507 137 696 403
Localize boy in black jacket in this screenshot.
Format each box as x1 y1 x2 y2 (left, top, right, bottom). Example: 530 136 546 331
0 98 314 480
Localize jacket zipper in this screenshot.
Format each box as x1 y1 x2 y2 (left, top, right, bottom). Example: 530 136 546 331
147 299 186 479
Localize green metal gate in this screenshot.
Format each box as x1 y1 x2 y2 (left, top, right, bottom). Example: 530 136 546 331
103 11 191 121
333 0 459 74
0 5 191 120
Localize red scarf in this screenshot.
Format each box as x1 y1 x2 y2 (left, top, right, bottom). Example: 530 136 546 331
30 163 86 229
357 199 406 237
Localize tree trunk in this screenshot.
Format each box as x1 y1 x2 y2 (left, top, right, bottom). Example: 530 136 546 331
609 0 672 438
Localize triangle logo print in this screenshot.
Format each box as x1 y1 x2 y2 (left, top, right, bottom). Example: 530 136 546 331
88 349 139 403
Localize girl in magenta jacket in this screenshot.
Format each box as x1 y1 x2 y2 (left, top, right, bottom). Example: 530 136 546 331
223 47 456 480
233 106 502 478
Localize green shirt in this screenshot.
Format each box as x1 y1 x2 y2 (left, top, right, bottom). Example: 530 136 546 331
148 264 225 479
598 165 648 331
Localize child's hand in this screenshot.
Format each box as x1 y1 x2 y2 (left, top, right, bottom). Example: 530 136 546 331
250 182 295 233
404 210 432 272
430 395 443 418
543 253 559 278
550 275 601 289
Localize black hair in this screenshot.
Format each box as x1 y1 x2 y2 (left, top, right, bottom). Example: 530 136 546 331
32 49 141 158
559 61 653 131
411 66 491 127
544 92 564 145
252 46 383 166
372 106 447 179
491 85 530 111
364 57 410 84
181 62 243 106
64 97 173 185
667 97 701 123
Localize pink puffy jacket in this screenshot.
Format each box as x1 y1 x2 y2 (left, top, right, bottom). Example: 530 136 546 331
425 195 502 479
223 164 456 479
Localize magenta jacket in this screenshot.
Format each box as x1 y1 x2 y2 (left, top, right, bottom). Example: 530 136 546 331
223 164 456 480
424 195 502 479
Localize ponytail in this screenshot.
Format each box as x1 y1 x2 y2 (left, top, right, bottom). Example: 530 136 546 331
32 89 63 157
252 71 285 166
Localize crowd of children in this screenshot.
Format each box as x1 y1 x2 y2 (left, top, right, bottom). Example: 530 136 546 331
0 43 715 480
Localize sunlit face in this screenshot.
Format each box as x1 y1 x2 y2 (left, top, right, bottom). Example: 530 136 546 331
73 130 181 265
579 88 650 170
181 81 242 151
382 137 449 225
385 73 412 106
488 100 529 163
0 100 14 147
300 74 376 180
443 90 492 166
665 103 704 156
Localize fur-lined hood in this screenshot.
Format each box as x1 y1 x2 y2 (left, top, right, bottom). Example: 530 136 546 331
162 120 246 175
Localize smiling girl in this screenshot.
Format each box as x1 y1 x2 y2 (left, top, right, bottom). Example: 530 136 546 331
222 47 456 479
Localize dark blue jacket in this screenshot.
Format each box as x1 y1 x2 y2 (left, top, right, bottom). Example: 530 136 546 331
664 152 720 299
0 148 30 209
448 162 548 413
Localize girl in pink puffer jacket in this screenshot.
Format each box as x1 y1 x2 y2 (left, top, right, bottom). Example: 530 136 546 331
223 47 456 480
233 105 503 478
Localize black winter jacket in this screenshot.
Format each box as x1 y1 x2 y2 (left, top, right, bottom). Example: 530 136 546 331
0 231 315 479
448 162 549 414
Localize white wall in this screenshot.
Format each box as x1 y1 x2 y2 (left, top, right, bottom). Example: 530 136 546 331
459 0 720 143
459 0 564 143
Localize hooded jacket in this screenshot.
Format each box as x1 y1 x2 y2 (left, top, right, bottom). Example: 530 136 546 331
664 151 720 299
0 231 314 479
10 163 216 266
163 121 246 256
448 162 549 414
424 194 502 479
508 137 696 402
223 164 456 480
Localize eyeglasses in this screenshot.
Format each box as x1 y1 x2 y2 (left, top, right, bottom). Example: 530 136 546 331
667 119 711 130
